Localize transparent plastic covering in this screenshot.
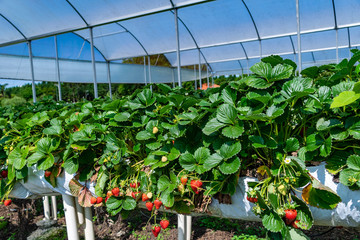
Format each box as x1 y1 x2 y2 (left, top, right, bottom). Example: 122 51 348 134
1 0 360 84
0 54 198 84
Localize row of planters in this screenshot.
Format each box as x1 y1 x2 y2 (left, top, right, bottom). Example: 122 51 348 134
1 51 360 239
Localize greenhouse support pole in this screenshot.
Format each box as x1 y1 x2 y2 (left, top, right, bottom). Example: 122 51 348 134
174 8 182 87
296 0 302 72
211 73 214 86
259 40 262 60
336 29 339 64
206 67 210 88
84 207 95 240
62 195 80 240
144 56 147 85
75 199 85 225
178 214 186 240
194 65 197 90
147 56 153 91
106 61 112 99
27 41 36 103
198 49 202 89
51 196 58 220
89 27 98 99
247 59 250 75
54 36 62 101
172 67 176 88
43 196 51 220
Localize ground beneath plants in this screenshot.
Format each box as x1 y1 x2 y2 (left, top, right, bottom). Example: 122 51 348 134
0 199 359 240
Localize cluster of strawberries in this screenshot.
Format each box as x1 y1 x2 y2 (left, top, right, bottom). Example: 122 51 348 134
0 170 11 206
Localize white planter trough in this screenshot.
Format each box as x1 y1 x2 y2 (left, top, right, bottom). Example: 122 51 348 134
8 164 360 240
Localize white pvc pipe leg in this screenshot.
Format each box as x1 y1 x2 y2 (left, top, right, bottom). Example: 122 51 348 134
62 195 80 240
178 214 186 240
75 198 85 225
51 196 57 220
84 207 95 240
43 196 51 220
186 215 192 240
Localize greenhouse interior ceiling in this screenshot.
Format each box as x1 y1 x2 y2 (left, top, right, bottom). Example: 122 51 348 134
1 0 360 86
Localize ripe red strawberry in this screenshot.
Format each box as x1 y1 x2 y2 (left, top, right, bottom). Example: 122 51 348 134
112 187 120 197
160 219 169 229
4 199 11 206
96 197 103 204
154 199 162 209
105 196 109 203
44 170 51 177
1 170 8 178
180 176 188 185
146 201 154 211
246 195 258 203
137 182 140 188
190 180 203 194
291 220 300 229
131 191 140 199
142 193 149 202
130 183 134 188
90 197 97 204
152 225 161 237
285 209 297 223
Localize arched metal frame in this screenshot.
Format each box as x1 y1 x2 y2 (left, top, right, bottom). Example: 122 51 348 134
0 0 358 84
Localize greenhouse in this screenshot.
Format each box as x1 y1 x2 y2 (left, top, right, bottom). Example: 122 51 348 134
0 0 360 239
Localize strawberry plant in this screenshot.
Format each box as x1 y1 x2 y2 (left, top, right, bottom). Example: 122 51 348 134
2 52 360 238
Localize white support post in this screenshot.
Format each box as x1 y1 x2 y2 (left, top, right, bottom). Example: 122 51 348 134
178 214 186 240
62 195 80 240
147 55 152 92
54 36 62 101
211 74 214 86
143 56 147 85
43 196 51 220
84 207 95 240
106 61 112 99
336 28 339 64
75 199 85 226
174 8 182 87
172 68 175 88
186 215 192 240
198 49 202 89
27 41 36 103
296 0 302 72
259 40 262 60
206 67 210 88
194 65 197 90
51 196 57 220
89 27 98 99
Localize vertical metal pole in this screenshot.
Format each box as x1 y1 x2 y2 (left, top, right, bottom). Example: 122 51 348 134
27 41 36 103
174 8 182 87
194 65 197 90
259 40 262 60
178 214 186 240
206 67 209 88
75 199 85 225
147 55 152 91
84 207 95 240
186 215 192 240
43 196 51 220
51 196 58 220
347 27 351 58
296 0 302 72
172 68 176 88
247 59 250 75
198 50 202 89
106 61 112 99
336 29 339 64
143 56 147 85
54 36 62 101
62 195 80 240
89 27 98 98
211 73 214 86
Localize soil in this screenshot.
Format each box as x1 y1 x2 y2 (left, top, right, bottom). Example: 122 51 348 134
1 199 359 240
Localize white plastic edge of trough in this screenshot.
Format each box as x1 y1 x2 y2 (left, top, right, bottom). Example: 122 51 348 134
8 163 360 227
